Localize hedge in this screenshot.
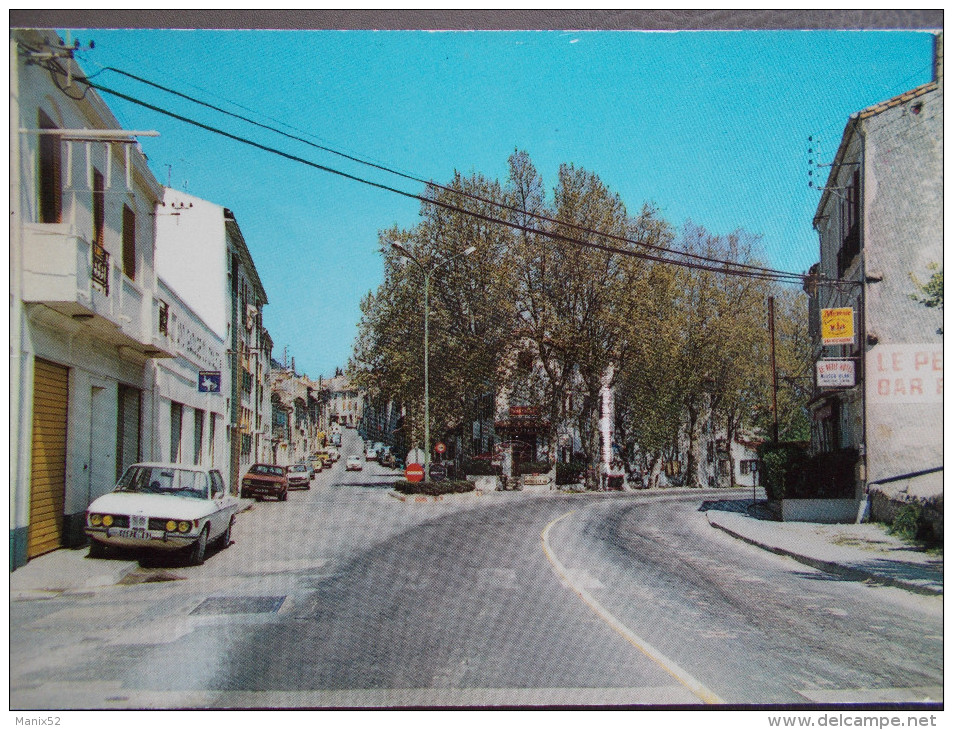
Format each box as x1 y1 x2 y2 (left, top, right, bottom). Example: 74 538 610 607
556 461 587 485
460 458 501 477
516 461 552 476
756 443 857 500
393 479 475 496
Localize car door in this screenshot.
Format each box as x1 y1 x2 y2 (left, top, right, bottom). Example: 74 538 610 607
209 470 235 536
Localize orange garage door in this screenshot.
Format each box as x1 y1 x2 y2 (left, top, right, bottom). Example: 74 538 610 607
29 358 69 559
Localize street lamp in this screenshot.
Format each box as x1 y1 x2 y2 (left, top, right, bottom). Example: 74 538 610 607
391 242 476 479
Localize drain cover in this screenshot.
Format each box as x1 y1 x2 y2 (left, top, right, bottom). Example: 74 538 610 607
190 596 286 616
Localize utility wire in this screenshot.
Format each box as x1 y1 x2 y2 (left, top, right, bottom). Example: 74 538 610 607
90 64 807 282
48 61 810 285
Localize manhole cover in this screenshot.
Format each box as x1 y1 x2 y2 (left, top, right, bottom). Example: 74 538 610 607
190 596 286 616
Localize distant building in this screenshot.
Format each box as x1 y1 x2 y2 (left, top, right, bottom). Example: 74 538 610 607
10 29 174 567
270 363 324 465
322 374 363 428
807 34 942 524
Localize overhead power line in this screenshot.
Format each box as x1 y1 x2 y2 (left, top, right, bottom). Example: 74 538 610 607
93 64 806 282
40 57 809 285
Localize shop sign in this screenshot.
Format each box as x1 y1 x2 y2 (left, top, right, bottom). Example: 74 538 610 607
816 359 855 388
509 406 539 418
868 344 943 404
821 307 855 345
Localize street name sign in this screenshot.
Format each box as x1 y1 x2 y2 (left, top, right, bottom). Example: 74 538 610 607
405 463 424 483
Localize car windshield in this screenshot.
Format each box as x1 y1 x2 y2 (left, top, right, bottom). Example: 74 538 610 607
290 465 308 472
249 464 284 476
115 466 210 500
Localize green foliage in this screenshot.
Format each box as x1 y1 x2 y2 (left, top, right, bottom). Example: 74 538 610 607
888 503 923 542
460 458 500 477
394 479 475 496
555 461 586 485
909 263 943 309
516 460 552 475
756 442 808 501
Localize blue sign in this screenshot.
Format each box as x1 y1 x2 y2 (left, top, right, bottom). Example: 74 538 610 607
198 371 221 393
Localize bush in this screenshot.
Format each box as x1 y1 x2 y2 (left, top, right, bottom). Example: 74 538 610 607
393 479 475 496
757 443 858 500
516 461 552 476
460 458 501 477
757 442 808 501
556 461 587 485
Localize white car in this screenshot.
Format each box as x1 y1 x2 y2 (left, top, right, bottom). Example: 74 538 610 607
84 463 239 565
346 456 363 471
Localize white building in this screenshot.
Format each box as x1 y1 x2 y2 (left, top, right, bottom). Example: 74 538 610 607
151 279 229 476
155 188 272 491
10 30 174 567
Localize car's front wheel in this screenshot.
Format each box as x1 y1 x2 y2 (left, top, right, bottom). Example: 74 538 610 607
279 490 288 502
219 517 233 549
189 525 209 566
88 540 107 559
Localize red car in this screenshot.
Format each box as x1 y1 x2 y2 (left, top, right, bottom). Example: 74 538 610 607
241 464 288 501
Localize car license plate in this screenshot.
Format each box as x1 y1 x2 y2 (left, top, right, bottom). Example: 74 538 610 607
115 528 150 540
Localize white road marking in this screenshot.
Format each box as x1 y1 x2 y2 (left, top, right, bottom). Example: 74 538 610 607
540 510 724 705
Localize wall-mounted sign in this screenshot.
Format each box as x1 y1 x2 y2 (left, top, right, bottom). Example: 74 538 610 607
868 344 943 404
198 371 222 393
816 359 855 388
821 307 855 345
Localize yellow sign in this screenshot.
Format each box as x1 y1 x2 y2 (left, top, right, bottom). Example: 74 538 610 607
821 307 854 345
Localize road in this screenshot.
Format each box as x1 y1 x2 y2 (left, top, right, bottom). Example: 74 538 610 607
10 428 942 708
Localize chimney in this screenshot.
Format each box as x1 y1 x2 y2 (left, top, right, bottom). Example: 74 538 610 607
933 31 943 84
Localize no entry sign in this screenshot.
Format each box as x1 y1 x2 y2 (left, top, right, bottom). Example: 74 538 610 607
405 463 425 483
434 441 446 454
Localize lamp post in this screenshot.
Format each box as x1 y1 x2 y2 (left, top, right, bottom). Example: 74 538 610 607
391 242 476 479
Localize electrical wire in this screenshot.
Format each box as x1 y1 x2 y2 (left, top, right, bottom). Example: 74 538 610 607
44 59 815 286
84 63 808 283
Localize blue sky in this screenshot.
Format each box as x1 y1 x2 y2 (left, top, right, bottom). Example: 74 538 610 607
66 28 937 379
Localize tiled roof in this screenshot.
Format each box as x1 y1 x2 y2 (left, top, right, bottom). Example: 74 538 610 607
854 80 939 120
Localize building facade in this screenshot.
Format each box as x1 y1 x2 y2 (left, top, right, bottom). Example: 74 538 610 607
808 34 942 519
155 189 271 491
10 30 175 567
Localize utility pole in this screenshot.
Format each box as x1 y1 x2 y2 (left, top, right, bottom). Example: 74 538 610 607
768 296 779 443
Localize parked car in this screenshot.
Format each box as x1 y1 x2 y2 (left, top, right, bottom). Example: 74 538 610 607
241 464 288 502
315 449 333 468
327 446 340 462
85 463 239 566
345 455 363 471
287 463 311 490
310 456 323 476
379 447 395 468
365 445 378 461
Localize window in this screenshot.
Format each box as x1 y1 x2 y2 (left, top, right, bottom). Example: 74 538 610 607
93 168 105 246
122 205 136 280
837 170 861 276
210 470 226 497
194 408 205 465
38 110 62 223
170 401 183 462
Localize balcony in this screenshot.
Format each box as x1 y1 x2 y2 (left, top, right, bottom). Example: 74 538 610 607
21 224 175 358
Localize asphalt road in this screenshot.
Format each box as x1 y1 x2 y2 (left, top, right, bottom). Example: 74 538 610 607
10 429 942 708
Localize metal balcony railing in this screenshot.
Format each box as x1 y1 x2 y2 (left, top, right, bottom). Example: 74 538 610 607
91 242 110 295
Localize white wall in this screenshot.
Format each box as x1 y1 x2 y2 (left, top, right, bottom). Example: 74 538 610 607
155 188 228 339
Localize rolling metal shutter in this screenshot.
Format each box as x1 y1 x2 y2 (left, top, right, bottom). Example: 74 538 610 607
29 359 69 558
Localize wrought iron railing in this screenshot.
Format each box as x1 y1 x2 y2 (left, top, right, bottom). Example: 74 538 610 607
91 243 110 295
158 299 169 336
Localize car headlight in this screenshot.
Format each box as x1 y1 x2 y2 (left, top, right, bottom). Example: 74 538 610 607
178 521 191 533
242 479 252 486
90 513 102 526
166 519 178 532
102 514 114 527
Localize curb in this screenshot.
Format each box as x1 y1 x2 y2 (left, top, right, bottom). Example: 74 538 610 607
388 489 485 503
706 513 942 596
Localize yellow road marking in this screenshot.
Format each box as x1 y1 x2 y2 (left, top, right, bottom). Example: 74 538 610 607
541 509 724 705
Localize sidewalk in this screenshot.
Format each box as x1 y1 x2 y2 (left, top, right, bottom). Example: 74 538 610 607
706 502 942 596
10 545 139 599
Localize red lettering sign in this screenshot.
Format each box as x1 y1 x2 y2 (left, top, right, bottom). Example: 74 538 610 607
405 463 424 483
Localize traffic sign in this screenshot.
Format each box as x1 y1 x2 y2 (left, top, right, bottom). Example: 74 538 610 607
434 441 446 454
428 464 447 482
405 463 425 483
